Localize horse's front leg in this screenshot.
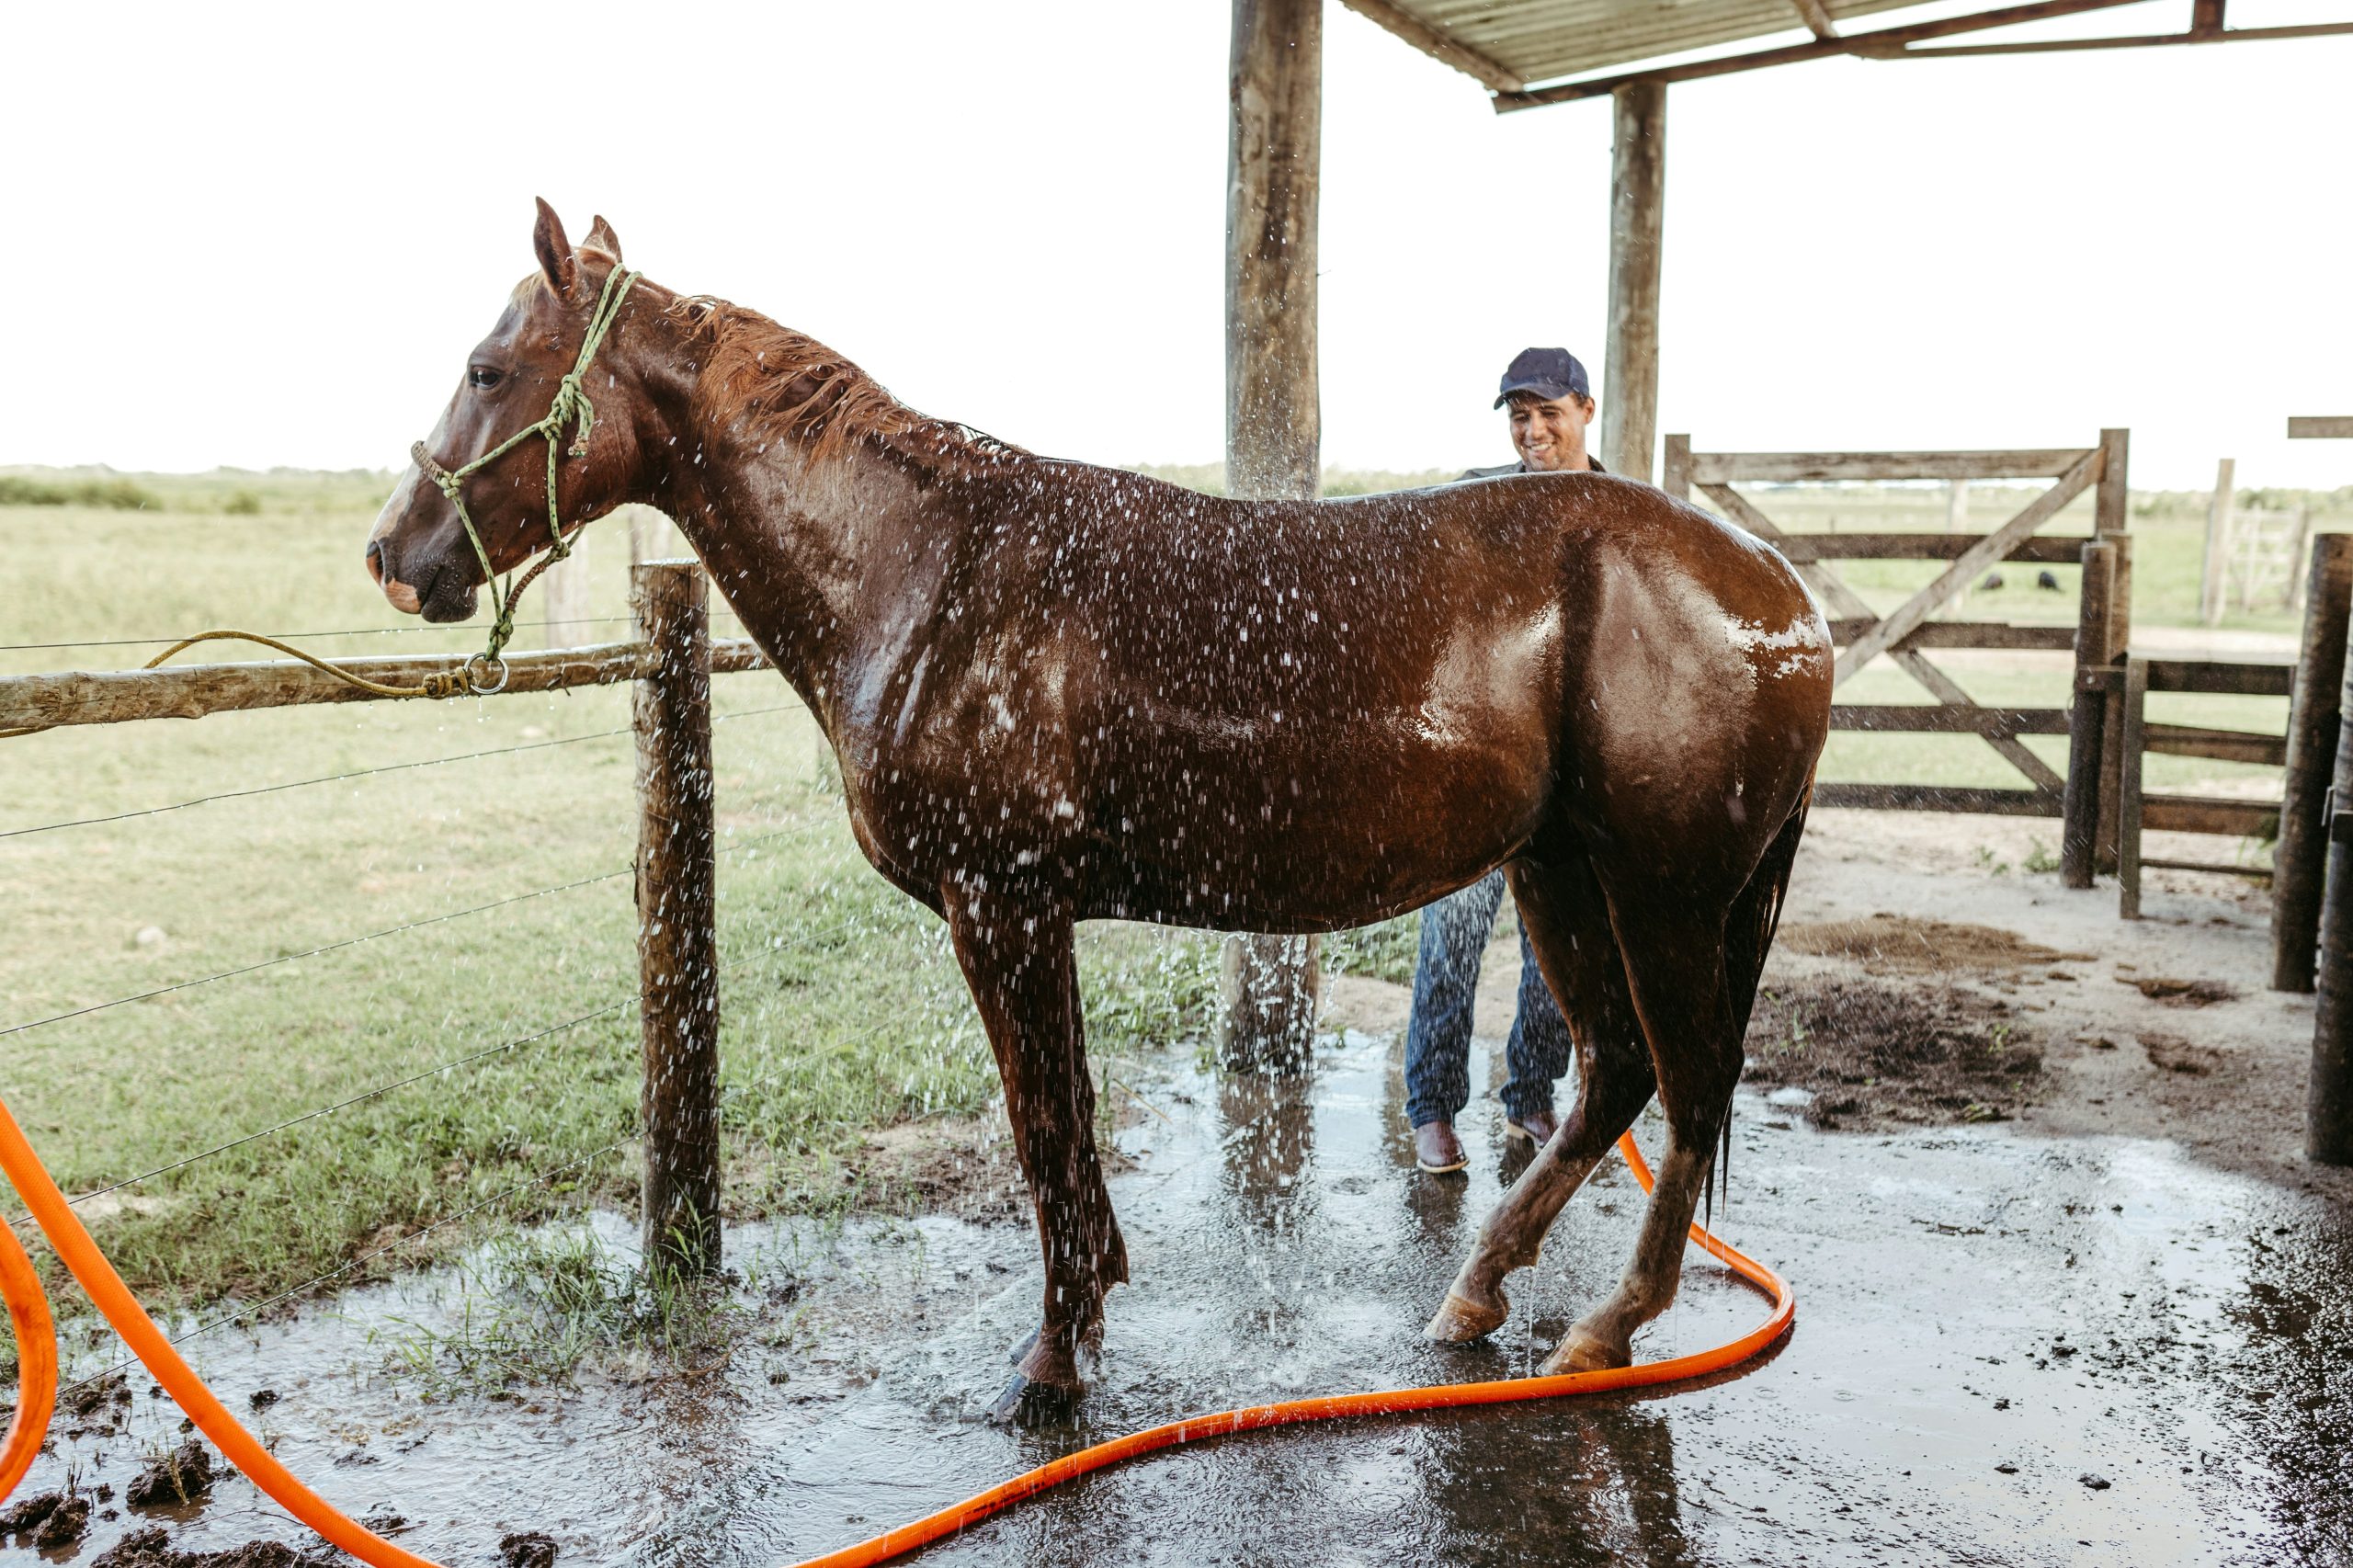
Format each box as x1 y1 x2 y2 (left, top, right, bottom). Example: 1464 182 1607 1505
941 878 1128 1426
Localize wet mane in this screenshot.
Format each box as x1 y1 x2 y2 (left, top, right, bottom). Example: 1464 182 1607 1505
670 295 1028 476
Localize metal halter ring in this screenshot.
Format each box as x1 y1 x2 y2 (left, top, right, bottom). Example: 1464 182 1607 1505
464 653 511 695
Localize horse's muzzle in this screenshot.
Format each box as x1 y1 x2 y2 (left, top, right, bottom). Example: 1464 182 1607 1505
366 536 426 616
416 565 480 624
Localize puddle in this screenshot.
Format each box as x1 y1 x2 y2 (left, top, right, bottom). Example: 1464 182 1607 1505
10 1032 2349 1567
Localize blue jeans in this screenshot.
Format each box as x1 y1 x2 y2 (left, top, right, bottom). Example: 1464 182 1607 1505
1404 871 1573 1129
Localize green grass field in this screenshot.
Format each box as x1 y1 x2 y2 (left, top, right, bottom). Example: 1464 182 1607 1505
0 462 2332 1363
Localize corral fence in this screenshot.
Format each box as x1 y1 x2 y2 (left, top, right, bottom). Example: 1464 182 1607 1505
1665 430 2313 886
0 560 756 1278
1663 431 2133 882
1664 427 2353 1162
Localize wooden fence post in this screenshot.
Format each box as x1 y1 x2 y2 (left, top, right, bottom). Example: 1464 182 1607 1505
2201 458 2235 627
1660 433 1691 502
1949 478 1971 611
2092 430 2132 873
2274 534 2353 991
2117 657 2148 919
633 560 721 1272
2062 540 2116 888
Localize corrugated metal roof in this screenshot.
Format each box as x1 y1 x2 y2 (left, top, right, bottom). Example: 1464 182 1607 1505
1344 0 1940 90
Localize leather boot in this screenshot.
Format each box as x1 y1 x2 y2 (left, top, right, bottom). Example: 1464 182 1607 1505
1413 1119 1468 1174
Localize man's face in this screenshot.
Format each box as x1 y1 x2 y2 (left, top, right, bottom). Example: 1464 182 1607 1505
1508 392 1597 472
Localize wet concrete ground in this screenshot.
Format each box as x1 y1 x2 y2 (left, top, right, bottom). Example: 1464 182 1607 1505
13 1030 2351 1567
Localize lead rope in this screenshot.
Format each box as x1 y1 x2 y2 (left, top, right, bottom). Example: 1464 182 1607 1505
0 265 644 740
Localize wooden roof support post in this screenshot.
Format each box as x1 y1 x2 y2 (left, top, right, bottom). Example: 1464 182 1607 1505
2274 535 2353 992
2310 633 2353 1163
1602 81 1666 483
1220 0 1323 1074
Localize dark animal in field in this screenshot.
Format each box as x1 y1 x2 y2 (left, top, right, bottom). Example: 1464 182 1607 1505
2037 569 2063 591
1981 571 2005 591
366 204 1835 1422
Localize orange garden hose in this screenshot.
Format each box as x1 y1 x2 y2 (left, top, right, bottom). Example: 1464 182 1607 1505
0 1088 1790 1568
0 1212 56 1505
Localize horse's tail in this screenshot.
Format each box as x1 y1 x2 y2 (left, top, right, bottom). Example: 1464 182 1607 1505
1707 780 1813 1225
1725 782 1811 1039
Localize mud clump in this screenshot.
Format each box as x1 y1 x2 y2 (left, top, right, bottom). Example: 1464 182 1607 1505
126 1437 216 1506
93 1527 338 1568
65 1369 134 1436
4 1492 91 1549
1779 915 2090 975
36 1495 91 1549
0 1491 63 1532
500 1530 560 1568
1744 976 2040 1129
2125 975 2237 1007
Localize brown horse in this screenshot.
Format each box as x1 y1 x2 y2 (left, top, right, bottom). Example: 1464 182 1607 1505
367 204 1833 1422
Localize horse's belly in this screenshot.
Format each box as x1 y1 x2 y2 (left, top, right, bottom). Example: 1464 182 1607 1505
1074 722 1550 930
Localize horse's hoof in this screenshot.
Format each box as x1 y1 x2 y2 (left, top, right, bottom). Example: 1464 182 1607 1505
986 1371 1081 1428
1424 1290 1508 1344
1539 1332 1631 1376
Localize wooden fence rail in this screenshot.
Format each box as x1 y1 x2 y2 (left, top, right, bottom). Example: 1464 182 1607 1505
0 637 770 735
1 560 763 1275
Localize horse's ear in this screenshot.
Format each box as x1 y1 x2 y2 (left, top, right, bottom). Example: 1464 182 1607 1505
583 214 623 264
532 197 578 300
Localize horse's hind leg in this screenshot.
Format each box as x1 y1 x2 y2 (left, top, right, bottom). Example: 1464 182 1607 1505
1426 848 1656 1343
940 881 1128 1424
1539 889 1746 1375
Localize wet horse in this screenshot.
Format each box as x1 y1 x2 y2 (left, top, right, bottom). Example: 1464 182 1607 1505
367 204 1834 1421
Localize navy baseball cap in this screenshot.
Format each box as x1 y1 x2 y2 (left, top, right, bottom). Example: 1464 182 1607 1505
1495 347 1591 408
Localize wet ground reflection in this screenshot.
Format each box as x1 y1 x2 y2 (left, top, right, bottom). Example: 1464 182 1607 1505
16 1030 2350 1566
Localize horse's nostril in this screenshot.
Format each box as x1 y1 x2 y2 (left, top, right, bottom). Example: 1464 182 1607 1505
366 539 385 585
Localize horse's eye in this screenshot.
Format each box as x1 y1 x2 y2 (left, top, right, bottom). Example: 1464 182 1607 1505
468 366 504 390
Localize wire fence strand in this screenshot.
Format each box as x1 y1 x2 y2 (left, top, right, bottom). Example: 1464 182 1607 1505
1 769 844 1047
0 871 632 1042
13 909 870 1232
0 700 804 843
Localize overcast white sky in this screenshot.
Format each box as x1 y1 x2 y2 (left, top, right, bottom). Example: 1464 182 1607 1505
3 1 2347 488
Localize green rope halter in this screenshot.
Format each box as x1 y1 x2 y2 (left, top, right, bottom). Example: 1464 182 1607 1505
410 263 642 684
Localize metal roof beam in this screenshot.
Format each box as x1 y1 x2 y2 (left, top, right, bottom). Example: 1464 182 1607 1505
1337 0 1527 92
1890 17 2353 56
1493 0 2149 110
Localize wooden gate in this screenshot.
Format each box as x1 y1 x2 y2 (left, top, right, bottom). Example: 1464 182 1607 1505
1664 431 2131 886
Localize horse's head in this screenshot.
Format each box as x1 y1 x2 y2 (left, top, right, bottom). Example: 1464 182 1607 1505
367 199 649 623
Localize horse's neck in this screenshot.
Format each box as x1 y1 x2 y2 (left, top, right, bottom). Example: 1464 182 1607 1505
650 409 944 736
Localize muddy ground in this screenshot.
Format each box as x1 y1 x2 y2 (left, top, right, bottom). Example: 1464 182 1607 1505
9 809 2350 1567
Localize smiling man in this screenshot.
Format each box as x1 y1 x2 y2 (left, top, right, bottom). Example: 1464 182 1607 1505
1472 345 1605 479
1404 346 1603 1176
